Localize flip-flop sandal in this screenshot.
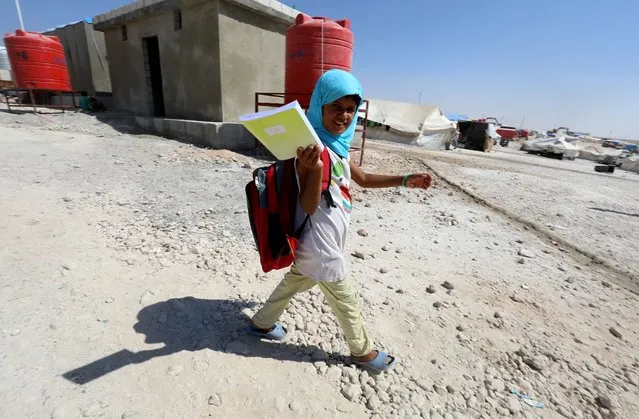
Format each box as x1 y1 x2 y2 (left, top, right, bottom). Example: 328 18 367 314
354 351 397 373
245 322 287 341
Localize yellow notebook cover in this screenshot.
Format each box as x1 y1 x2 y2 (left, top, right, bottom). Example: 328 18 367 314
239 101 324 160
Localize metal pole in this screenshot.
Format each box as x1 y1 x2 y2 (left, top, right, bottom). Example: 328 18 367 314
14 0 25 31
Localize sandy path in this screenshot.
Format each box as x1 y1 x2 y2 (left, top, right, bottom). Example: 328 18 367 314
368 141 639 285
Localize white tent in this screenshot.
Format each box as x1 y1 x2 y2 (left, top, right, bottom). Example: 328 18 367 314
365 99 456 149
621 155 639 173
578 144 622 162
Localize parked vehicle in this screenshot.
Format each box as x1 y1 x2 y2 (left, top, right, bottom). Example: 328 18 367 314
481 117 518 140
623 144 638 153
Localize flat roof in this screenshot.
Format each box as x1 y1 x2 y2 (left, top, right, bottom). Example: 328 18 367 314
94 0 299 30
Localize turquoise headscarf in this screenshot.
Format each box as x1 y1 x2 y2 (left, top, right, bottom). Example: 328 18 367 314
307 69 363 158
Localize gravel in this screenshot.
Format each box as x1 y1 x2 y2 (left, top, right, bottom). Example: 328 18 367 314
2 117 639 418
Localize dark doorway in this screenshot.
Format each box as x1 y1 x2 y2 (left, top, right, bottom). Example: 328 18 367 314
142 36 165 117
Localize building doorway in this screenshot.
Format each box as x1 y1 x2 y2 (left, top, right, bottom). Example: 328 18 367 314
142 36 165 117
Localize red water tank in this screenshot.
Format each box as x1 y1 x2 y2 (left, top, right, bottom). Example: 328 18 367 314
4 30 72 91
285 14 353 108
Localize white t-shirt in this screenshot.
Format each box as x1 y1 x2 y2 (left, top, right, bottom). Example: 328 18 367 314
294 148 352 282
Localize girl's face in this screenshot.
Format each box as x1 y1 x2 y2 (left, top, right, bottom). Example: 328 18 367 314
322 96 358 135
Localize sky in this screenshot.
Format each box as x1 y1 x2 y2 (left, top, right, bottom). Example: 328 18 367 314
2 0 637 138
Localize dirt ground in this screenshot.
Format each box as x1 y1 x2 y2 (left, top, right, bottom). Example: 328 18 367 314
0 109 637 419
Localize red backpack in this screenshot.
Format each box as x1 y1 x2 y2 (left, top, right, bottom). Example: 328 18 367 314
246 148 334 272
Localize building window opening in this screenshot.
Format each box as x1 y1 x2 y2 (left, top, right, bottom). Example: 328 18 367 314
174 10 182 31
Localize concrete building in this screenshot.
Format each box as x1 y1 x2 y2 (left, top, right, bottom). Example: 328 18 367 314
44 20 112 96
93 0 298 122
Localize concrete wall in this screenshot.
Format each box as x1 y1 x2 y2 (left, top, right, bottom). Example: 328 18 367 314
102 0 223 120
44 22 112 95
86 26 112 94
217 0 288 121
134 116 257 150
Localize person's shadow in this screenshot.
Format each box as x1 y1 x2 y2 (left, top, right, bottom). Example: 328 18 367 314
63 296 345 385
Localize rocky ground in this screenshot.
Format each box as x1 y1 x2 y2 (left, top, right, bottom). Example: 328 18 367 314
0 109 638 419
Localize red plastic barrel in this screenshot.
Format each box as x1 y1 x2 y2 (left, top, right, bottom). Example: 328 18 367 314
3 30 72 91
285 14 354 108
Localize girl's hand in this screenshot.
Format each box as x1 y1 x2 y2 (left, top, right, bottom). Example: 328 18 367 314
297 145 323 172
405 174 433 190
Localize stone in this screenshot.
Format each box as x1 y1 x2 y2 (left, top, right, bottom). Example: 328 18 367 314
609 327 622 339
442 281 455 290
434 384 448 396
426 285 437 294
446 384 456 394
466 396 479 409
289 401 304 414
507 398 521 413
411 393 427 407
341 384 362 401
457 333 470 344
485 378 505 392
433 301 443 308
357 229 369 237
510 294 524 303
396 289 406 294
167 365 184 376
517 258 526 264
625 372 639 386
226 341 250 355
494 311 502 319
207 394 222 406
456 325 465 332
380 268 389 274
362 385 376 400
527 355 548 371
518 248 535 258
595 395 613 410
352 251 366 260
377 390 390 403
375 378 391 392
382 245 390 251
366 394 381 410
325 365 342 383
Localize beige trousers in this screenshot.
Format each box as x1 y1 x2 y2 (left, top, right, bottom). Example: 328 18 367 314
252 266 374 357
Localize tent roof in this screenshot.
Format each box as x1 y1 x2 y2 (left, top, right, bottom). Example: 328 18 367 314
366 99 454 134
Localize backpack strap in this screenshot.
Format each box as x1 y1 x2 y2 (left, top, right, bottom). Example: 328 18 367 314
320 147 336 208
